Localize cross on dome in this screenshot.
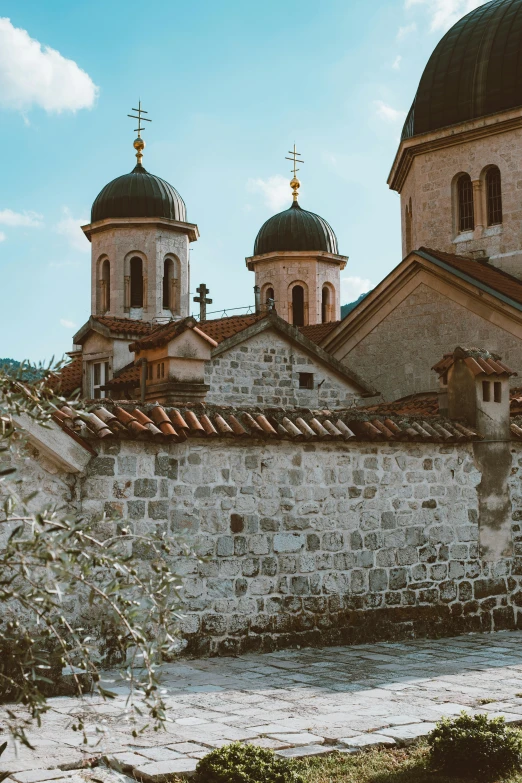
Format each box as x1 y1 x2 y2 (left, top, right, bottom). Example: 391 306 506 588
128 100 152 166
285 144 304 202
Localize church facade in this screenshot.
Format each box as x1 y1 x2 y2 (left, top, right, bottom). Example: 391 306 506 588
27 0 522 655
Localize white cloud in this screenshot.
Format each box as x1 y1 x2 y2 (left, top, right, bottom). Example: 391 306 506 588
404 0 488 31
0 231 6 243
60 318 77 329
392 55 402 70
374 100 407 123
396 22 417 40
55 208 89 253
0 18 98 113
247 175 291 211
341 276 373 303
0 208 43 227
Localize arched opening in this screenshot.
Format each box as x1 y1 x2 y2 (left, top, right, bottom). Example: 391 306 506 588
321 286 330 324
130 256 143 307
292 285 305 327
405 197 413 255
266 286 274 309
457 174 474 232
101 259 110 313
163 258 173 310
486 166 502 226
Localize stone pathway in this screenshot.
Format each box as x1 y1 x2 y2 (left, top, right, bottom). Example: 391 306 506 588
4 631 522 780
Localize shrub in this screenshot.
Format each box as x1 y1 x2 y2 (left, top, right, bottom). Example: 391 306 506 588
194 742 305 783
428 711 522 780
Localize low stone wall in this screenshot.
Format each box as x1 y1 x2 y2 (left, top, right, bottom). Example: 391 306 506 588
80 437 522 656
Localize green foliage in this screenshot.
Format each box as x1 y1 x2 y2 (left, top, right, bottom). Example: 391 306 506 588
0 366 197 747
0 359 47 384
428 712 522 780
195 743 305 783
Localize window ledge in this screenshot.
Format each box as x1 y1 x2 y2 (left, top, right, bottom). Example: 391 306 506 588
484 224 503 237
453 231 474 244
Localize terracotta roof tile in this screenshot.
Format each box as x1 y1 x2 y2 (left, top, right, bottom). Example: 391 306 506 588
55 401 481 444
432 347 516 377
299 322 340 343
421 247 522 306
104 362 140 390
51 353 82 397
197 314 264 343
93 316 153 336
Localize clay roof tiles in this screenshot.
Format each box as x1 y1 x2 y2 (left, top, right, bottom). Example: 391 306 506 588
53 401 481 444
299 321 340 343
93 316 153 336
432 347 516 378
420 248 522 307
50 353 82 397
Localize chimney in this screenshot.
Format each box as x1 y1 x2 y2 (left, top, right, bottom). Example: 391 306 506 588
433 347 515 439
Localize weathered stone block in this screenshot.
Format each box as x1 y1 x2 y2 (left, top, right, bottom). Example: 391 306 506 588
134 479 158 498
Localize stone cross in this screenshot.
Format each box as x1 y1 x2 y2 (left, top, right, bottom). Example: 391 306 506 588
193 283 212 322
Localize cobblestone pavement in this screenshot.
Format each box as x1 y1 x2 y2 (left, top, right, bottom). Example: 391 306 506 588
4 631 522 781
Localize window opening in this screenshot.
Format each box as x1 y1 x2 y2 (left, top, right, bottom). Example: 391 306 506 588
321 286 330 324
101 259 110 313
292 285 305 326
130 256 144 307
458 174 474 232
494 381 502 403
482 380 491 402
92 361 110 399
299 372 314 389
486 167 502 226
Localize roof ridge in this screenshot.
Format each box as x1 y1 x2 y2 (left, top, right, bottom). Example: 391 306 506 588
421 246 522 287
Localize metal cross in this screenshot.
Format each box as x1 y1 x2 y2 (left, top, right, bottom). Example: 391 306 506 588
285 143 304 178
193 283 212 322
128 100 152 137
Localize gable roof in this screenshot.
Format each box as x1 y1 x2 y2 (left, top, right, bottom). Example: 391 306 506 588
320 247 522 357
50 352 83 397
73 315 153 345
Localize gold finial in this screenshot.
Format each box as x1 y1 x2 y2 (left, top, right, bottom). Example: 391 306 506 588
128 100 152 165
285 143 304 202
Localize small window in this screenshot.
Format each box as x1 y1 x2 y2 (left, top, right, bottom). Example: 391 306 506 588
442 371 448 387
292 285 305 327
147 363 152 381
494 381 502 403
92 360 110 399
321 286 330 324
482 380 491 402
457 174 474 233
486 167 502 226
299 372 314 389
130 256 144 307
266 287 274 307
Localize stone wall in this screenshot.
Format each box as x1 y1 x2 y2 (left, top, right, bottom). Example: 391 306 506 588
81 436 522 656
205 330 361 408
345 283 522 402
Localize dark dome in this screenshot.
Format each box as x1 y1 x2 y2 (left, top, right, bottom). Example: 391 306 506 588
402 0 522 140
254 201 338 256
91 163 186 223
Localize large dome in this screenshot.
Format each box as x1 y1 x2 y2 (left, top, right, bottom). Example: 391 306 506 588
402 0 522 140
254 201 338 256
91 163 186 223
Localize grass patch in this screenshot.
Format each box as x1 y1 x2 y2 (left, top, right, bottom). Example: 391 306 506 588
477 698 496 705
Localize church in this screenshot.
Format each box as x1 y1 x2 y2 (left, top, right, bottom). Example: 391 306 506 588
58 0 522 415
24 0 522 655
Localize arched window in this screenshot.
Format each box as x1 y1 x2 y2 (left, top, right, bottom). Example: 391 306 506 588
266 287 274 308
163 259 173 310
130 256 143 307
457 174 474 232
292 285 305 327
486 166 502 226
321 286 330 324
101 259 110 313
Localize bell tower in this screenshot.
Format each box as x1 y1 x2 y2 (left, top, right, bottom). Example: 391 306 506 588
246 147 347 326
82 102 199 323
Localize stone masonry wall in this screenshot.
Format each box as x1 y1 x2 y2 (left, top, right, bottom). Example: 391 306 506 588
344 283 522 402
81 436 522 656
205 331 361 408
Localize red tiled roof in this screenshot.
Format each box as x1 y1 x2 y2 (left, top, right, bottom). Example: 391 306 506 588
93 316 153 336
421 247 522 306
364 392 439 417
104 362 140 389
198 314 264 343
53 401 480 444
299 322 340 343
51 353 82 397
432 347 516 377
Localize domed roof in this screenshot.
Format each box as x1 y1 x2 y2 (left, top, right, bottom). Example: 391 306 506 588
402 0 522 140
91 163 186 223
254 201 338 256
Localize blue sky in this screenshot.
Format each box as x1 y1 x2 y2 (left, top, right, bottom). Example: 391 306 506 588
0 0 487 362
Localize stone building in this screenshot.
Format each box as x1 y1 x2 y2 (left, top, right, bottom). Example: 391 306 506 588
320 0 522 401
